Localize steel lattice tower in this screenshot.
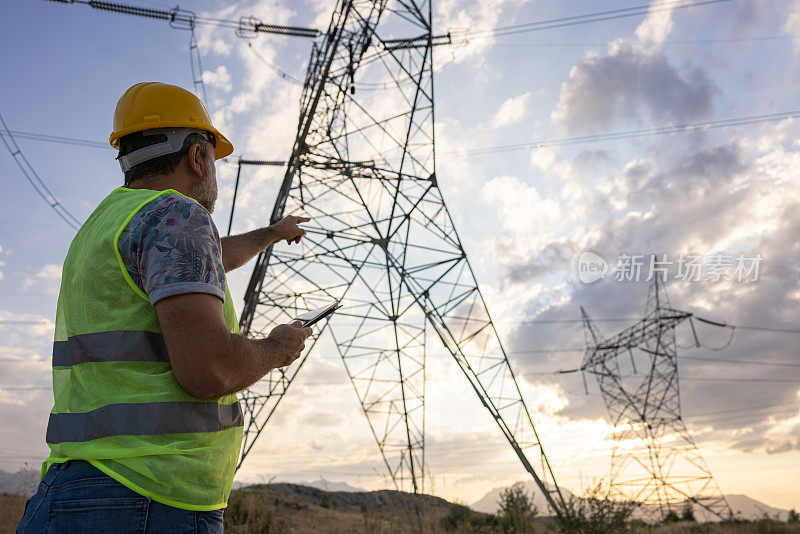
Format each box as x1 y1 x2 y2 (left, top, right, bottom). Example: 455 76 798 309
236 0 566 514
580 278 732 521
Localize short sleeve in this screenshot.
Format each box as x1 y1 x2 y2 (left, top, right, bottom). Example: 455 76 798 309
118 194 226 305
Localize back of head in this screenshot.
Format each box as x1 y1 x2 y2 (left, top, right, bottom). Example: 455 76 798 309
118 130 212 186
110 82 234 185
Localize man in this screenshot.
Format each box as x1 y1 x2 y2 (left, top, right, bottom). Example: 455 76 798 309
17 82 311 533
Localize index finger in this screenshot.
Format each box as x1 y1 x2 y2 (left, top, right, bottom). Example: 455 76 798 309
301 327 313 338
289 320 304 328
295 216 311 223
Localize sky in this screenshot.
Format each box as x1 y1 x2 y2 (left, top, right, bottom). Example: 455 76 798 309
1 0 800 512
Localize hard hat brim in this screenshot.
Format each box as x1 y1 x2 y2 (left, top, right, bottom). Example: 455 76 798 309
109 121 234 160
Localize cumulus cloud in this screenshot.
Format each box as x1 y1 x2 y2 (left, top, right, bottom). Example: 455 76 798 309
435 0 531 64
479 175 574 276
784 0 800 54
0 308 55 342
202 65 232 93
529 145 558 170
306 0 337 28
22 263 62 293
304 411 347 427
551 43 716 133
551 3 716 133
634 3 674 51
492 92 531 128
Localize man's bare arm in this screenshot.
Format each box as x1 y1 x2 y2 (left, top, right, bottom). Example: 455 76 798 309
155 293 311 399
220 215 310 272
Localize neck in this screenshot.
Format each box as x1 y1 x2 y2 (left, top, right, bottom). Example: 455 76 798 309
126 174 190 196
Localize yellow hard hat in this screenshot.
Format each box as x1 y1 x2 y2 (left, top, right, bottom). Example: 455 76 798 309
110 82 233 159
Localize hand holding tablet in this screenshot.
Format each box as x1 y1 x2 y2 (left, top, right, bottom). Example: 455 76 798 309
292 300 342 328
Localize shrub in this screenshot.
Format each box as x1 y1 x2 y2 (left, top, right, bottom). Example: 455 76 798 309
789 508 799 524
681 502 696 522
223 490 287 534
441 503 472 530
497 482 539 533
556 480 635 534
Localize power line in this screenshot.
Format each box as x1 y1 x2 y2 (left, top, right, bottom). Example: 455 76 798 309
681 355 800 367
0 113 82 230
42 0 322 38
671 408 800 428
11 109 800 163
681 377 799 383
496 316 800 332
0 129 109 149
0 320 55 325
492 34 800 49
1 316 799 334
462 0 734 40
523 351 800 369
246 42 304 85
0 219 66 227
439 110 800 158
734 325 800 334
513 317 638 324
684 401 800 419
2 352 798 371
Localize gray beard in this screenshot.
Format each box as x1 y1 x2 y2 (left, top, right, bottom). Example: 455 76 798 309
190 176 218 214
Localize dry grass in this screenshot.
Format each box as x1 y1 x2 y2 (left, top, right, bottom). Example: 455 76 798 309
223 484 454 533
4 489 799 534
633 522 800 534
0 494 28 534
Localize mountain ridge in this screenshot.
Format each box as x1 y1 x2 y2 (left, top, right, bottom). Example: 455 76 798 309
470 480 791 521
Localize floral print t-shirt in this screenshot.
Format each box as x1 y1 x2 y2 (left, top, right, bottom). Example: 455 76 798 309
117 193 226 305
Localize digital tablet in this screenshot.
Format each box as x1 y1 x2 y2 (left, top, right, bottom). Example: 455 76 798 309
293 301 342 328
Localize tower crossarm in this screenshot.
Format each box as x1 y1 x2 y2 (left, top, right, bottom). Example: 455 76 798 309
585 310 691 364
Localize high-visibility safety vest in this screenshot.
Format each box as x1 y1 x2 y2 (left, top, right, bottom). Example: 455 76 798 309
44 187 243 511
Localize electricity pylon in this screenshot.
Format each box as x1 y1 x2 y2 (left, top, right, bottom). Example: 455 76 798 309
581 278 732 521
236 0 566 515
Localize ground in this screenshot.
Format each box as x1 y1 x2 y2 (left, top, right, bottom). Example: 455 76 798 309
3 486 799 533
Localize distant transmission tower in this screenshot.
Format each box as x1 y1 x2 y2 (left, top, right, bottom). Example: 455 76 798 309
237 0 567 515
580 278 732 521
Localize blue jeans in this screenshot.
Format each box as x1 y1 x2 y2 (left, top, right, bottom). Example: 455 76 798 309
16 461 224 533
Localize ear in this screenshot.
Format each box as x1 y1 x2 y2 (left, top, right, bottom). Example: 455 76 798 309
187 143 206 179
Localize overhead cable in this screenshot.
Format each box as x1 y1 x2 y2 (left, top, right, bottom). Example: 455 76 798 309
462 0 734 40
0 129 108 149
0 113 82 230
41 0 322 38
1 317 798 333
15 109 800 158
492 34 800 49
681 354 800 367
246 42 305 85
440 110 800 158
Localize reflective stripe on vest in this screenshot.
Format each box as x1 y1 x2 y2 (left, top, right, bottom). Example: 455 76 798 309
46 401 243 444
52 331 169 366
